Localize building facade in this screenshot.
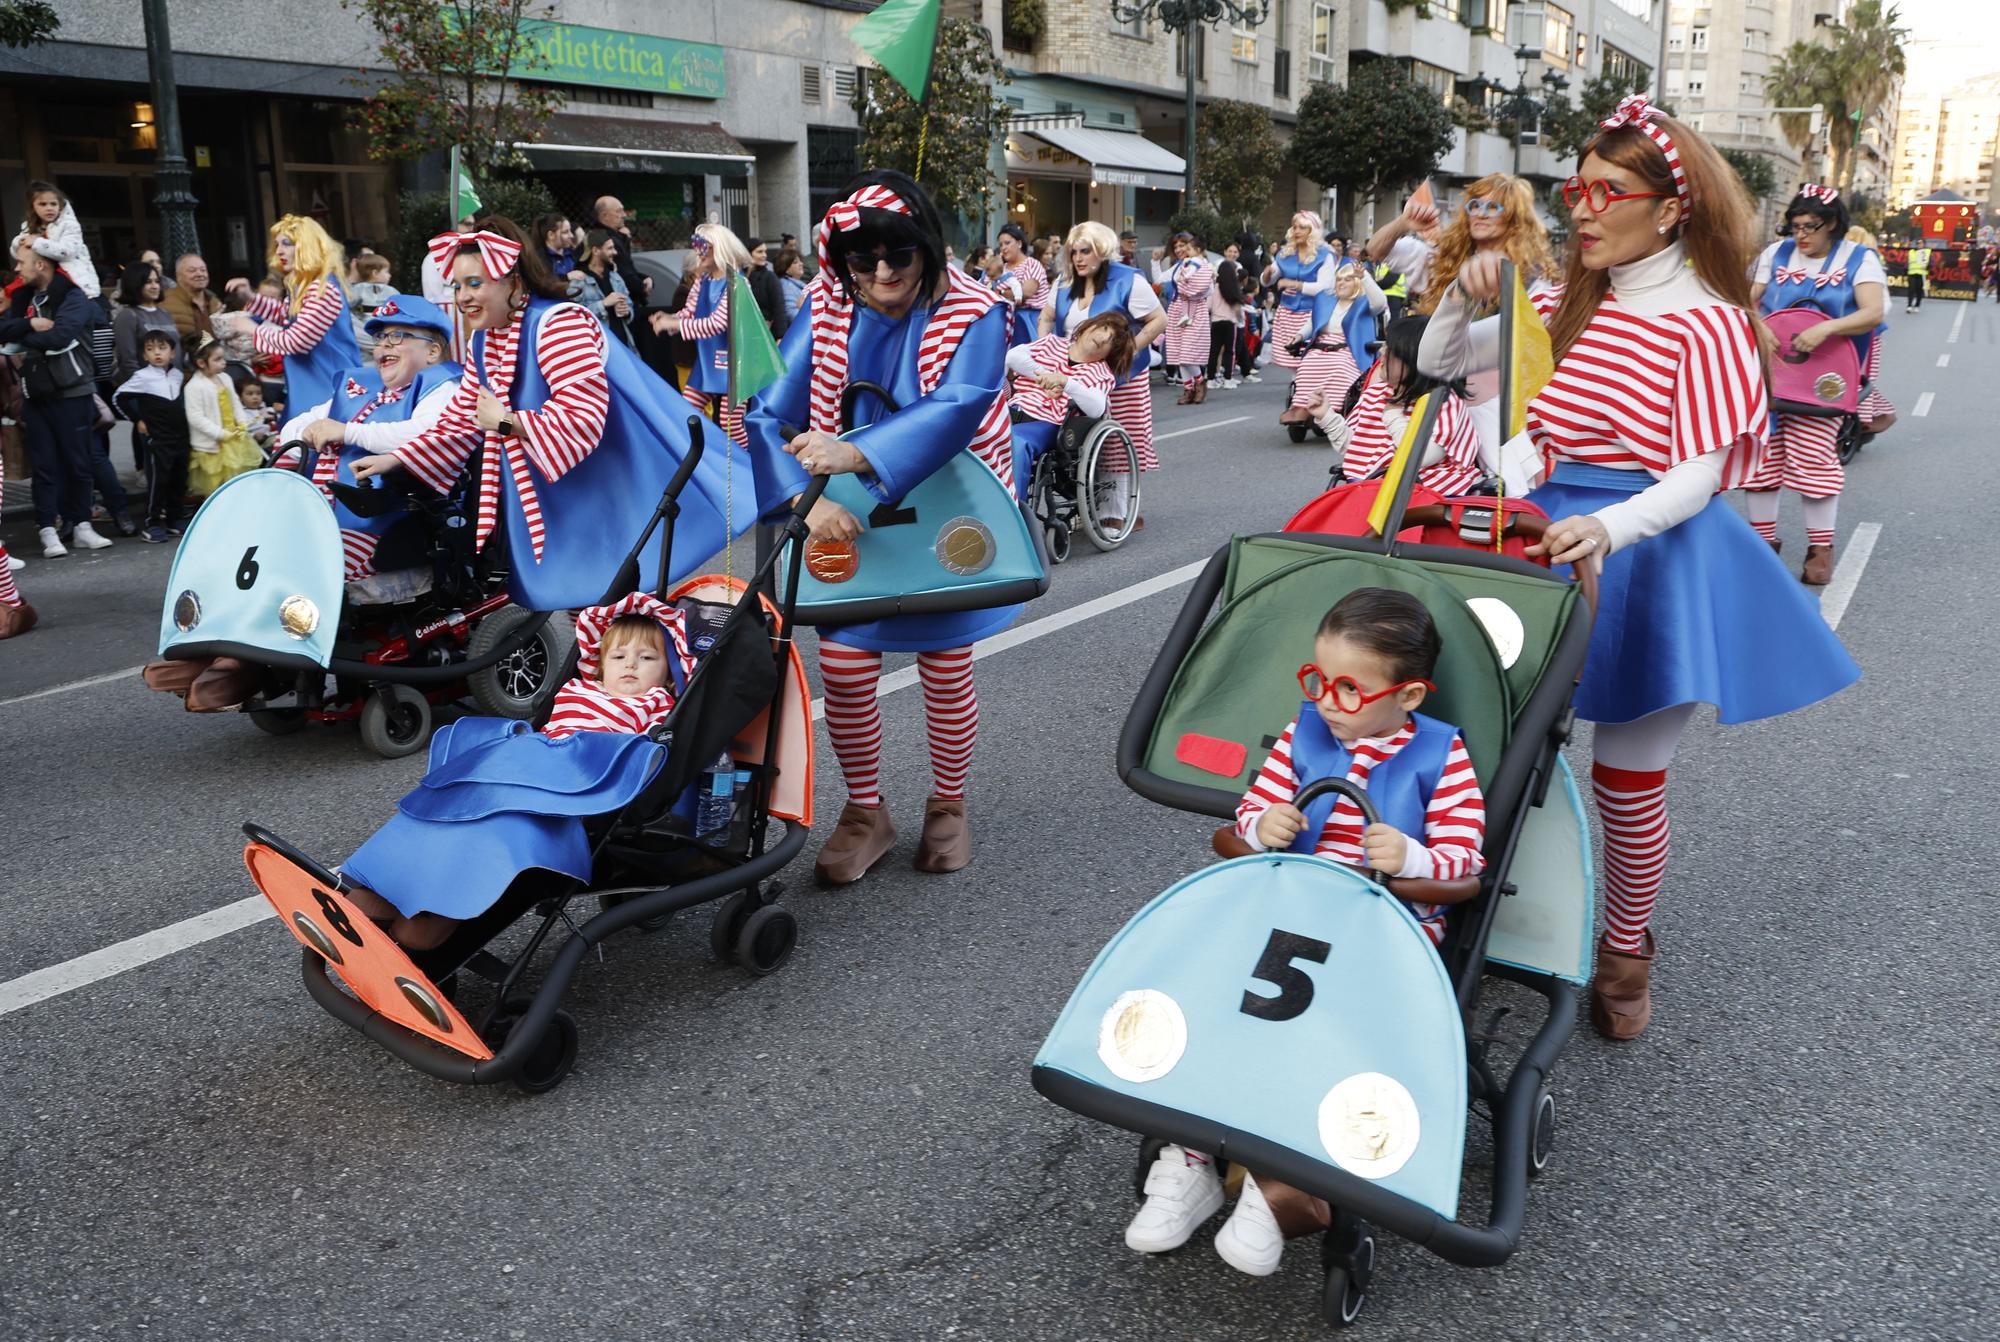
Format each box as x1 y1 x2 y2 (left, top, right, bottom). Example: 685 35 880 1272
1891 74 2000 211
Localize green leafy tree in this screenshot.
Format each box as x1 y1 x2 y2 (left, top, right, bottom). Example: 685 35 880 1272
1196 99 1287 232
390 178 557 293
1766 0 1907 191
1290 60 1456 220
341 0 569 173
851 17 1011 222
0 0 58 47
1166 205 1233 251
1720 146 1779 203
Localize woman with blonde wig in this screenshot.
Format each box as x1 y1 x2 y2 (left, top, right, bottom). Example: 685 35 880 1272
655 222 753 446
1260 211 1338 427
242 214 363 413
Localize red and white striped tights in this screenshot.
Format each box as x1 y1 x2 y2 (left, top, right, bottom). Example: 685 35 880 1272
0 479 19 608
819 642 978 806
682 386 748 448
1591 705 1695 953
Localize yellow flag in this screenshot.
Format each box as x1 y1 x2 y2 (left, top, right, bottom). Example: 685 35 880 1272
1365 392 1434 538
1499 260 1554 442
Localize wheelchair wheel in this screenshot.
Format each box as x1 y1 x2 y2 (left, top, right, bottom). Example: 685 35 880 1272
467 606 574 720
1077 421 1141 553
358 684 432 759
1029 467 1071 566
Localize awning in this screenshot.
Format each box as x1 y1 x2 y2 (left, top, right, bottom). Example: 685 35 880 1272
1013 125 1186 193
516 114 754 176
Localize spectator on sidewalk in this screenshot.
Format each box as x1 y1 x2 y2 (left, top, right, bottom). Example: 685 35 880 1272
1 237 114 557
569 227 637 348
775 245 809 323
593 195 650 305
536 212 580 282
347 253 398 362
112 331 189 542
162 253 223 351
12 180 99 300
182 336 262 496
112 261 180 384
743 236 790 338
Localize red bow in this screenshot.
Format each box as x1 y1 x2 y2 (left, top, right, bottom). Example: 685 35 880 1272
427 230 522 282
1599 94 1689 206
1800 183 1840 204
1774 265 1848 288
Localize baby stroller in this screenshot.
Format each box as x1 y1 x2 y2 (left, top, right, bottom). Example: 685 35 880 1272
239 428 820 1093
1765 304 1874 466
1032 433 1599 1325
1028 405 1144 563
152 443 570 757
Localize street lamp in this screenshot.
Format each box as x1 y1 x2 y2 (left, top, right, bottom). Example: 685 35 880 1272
1499 44 1568 177
1107 0 1272 202
140 0 201 259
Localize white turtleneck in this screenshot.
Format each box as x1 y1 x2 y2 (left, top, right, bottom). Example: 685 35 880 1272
1416 241 1732 554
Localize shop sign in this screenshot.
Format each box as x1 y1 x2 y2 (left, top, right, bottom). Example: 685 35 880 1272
1006 137 1090 179
497 20 726 98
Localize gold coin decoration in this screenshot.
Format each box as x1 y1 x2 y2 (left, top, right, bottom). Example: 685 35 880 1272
173 589 202 632
278 594 321 640
1814 372 1847 402
1318 1072 1421 1178
1096 988 1188 1083
805 539 860 584
935 515 995 576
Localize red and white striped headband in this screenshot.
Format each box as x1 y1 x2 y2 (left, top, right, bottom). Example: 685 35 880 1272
1599 95 1689 207
1799 183 1840 204
427 229 523 281
814 186 914 277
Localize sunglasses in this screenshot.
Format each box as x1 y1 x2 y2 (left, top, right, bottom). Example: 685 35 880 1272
1297 664 1436 714
1463 199 1508 217
1560 176 1668 213
845 245 921 275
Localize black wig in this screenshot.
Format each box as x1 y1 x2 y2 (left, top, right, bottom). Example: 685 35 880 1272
1378 314 1466 407
822 168 947 307
1781 186 1851 240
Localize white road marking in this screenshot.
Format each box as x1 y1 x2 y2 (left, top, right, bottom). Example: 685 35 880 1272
1156 415 1249 441
1913 392 1935 417
1938 354 1951 367
0 664 147 710
1949 304 1967 343
1 559 1212 1016
1819 522 1881 632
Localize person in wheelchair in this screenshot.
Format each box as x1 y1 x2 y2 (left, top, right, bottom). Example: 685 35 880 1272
1325 315 1484 498
340 594 696 949
1004 311 1132 496
1127 588 1485 1277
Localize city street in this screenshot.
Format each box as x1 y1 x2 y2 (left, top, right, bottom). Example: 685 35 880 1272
3 302 1996 1341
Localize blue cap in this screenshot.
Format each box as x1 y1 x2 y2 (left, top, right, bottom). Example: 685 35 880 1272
363 293 453 344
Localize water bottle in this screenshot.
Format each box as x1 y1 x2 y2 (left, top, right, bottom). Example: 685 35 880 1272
695 752 735 840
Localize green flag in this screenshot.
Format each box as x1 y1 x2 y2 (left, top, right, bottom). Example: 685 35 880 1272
449 146 482 224
850 0 941 102
729 272 787 405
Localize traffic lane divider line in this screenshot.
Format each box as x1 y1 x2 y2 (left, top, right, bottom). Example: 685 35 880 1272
1819 522 1881 633
1913 392 1934 417
1938 354 1949 367
1949 305 1966 343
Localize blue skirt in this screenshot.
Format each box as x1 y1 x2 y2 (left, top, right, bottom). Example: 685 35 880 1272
1528 461 1860 725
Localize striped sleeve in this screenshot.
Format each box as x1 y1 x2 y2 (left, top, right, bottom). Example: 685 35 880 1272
250 282 345 356
1179 263 1214 301
1410 732 1486 881
1528 279 1565 322
392 375 486 494
678 283 729 340
516 304 610 482
1235 721 1301 845
246 292 287 323
544 680 676 739
1668 305 1769 485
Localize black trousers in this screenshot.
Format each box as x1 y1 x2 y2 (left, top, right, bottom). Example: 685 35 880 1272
1205 319 1238 381
1907 275 1925 308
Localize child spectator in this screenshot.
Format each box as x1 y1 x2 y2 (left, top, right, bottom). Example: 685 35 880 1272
233 374 279 448
1003 312 1131 495
12 180 99 300
1127 588 1486 1277
113 330 190 542
182 337 263 495
348 254 397 360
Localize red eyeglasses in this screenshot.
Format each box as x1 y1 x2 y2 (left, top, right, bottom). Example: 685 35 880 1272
1297 664 1436 713
1560 176 1667 213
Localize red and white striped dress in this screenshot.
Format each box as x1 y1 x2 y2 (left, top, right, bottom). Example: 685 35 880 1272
247 284 345 359
1235 716 1486 945
998 256 1048 319
1341 372 1484 497
1008 333 1116 426
1267 248 1337 370
674 279 747 448
392 303 610 563
1161 258 1214 369
1528 295 1768 489
1859 332 1894 424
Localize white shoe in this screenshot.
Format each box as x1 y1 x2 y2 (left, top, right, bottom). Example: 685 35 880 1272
1223 378 1240 390
1124 1145 1224 1253
71 522 112 550
1213 1172 1284 1276
6 553 22 572
39 526 67 558
1246 372 1263 383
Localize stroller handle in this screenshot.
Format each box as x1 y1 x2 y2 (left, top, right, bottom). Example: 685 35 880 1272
271 438 315 476
1293 776 1383 828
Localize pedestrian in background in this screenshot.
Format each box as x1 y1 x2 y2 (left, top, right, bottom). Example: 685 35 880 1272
182 336 262 495
1 236 113 558
112 330 188 543
112 261 180 384
537 212 579 282
775 245 809 322
1207 240 1245 389
13 179 99 299
569 227 637 348
347 253 397 362
162 253 222 351
744 236 790 338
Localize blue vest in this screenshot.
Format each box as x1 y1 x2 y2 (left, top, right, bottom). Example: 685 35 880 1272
1759 238 1882 360
476 297 753 609
325 361 464 536
1283 704 1457 858
1276 245 1334 313
1051 261 1152 380
689 276 729 395
281 277 364 414
1306 292 1379 380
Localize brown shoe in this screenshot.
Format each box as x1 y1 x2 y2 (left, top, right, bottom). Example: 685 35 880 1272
0 602 36 640
913 795 970 873
1801 543 1835 586
1590 931 1656 1040
1766 538 1782 556
814 801 898 885
143 656 207 695
1176 384 1195 406
185 656 262 712
1192 379 1208 405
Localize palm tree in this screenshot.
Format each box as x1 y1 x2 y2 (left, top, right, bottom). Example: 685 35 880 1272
1834 0 1909 192
1764 2 1909 193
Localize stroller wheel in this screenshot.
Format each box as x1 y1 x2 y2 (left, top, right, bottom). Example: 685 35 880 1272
1318 1219 1375 1328
734 904 799 976
512 1010 580 1095
1527 1083 1557 1181
1287 421 1310 444
709 889 761 963
358 685 432 759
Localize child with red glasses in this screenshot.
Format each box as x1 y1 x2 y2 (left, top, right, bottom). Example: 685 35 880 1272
1233 586 1486 946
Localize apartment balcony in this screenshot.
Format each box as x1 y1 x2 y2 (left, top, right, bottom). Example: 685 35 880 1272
1352 0 1474 74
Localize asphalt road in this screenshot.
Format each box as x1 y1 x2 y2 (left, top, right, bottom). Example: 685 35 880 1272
2 308 1994 1342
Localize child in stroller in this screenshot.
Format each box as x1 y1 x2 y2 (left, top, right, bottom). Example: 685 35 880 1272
341 594 696 949
1319 315 1484 498
1126 587 1485 1278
